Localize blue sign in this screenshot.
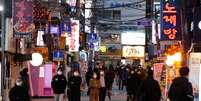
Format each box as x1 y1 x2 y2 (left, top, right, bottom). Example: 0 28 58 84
53 50 64 61
160 0 181 41
61 22 71 33
88 33 98 43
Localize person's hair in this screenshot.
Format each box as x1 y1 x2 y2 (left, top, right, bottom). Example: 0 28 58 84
57 67 63 71
179 67 189 76
140 69 148 80
147 69 153 76
16 78 22 83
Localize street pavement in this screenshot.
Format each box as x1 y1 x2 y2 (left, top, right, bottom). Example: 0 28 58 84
32 81 127 101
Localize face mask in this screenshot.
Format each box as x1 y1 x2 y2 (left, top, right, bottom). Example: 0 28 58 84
131 71 134 74
74 72 79 76
57 71 62 75
16 82 22 86
100 71 104 75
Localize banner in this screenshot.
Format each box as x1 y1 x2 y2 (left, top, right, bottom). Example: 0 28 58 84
153 63 164 83
67 20 80 52
160 0 181 41
13 0 33 37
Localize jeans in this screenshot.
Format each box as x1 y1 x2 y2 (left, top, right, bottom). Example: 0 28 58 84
54 94 64 101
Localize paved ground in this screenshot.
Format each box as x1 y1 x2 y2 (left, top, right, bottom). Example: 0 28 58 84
32 96 127 101
32 81 127 101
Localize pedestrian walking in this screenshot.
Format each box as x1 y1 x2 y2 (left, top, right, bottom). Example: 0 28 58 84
120 65 129 90
89 72 101 101
99 70 107 101
68 70 82 101
86 68 93 95
137 68 161 101
168 67 194 101
105 65 115 100
9 78 30 101
126 69 141 101
51 68 67 101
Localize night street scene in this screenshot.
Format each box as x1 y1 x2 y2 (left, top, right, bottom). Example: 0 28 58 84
0 0 201 101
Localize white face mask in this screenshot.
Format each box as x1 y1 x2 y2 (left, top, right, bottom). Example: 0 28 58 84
100 71 104 75
74 72 79 76
16 82 22 86
131 71 134 74
57 71 62 75
126 69 129 71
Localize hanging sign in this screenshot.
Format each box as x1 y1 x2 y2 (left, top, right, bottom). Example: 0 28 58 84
67 20 80 52
13 0 34 37
160 0 181 41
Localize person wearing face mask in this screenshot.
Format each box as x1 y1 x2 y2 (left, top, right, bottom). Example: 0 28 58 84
51 68 67 101
68 70 82 101
126 69 141 101
89 72 101 101
99 70 107 101
9 78 30 101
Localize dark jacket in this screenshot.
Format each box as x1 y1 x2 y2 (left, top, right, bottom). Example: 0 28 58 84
86 70 93 87
68 76 82 101
68 76 82 91
51 74 67 94
168 77 194 101
9 85 30 101
20 69 29 90
105 70 115 89
126 73 141 95
138 76 161 101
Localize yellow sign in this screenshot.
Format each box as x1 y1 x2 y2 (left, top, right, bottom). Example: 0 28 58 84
122 46 145 58
100 46 107 53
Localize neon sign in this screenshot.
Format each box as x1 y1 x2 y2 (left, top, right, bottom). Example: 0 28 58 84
160 0 181 41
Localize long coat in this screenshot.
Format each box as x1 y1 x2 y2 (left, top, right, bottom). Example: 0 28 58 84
89 78 101 101
68 76 82 101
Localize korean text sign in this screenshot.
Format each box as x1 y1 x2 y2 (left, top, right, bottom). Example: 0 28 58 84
160 0 181 41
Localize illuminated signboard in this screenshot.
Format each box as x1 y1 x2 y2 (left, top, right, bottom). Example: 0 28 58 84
160 0 181 41
67 20 80 52
121 31 145 45
122 46 145 58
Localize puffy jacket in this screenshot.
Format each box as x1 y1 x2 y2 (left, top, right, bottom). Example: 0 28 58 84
51 74 67 94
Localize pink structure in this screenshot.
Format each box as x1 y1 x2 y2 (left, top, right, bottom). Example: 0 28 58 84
28 62 56 97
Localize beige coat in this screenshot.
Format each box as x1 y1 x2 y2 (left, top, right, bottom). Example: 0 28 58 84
89 78 101 101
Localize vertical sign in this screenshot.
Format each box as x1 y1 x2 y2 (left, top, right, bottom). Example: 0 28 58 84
160 0 181 41
67 20 80 52
13 0 33 37
189 53 201 100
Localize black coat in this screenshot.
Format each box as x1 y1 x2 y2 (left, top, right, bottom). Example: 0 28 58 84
168 77 194 101
105 70 115 89
20 72 29 90
9 85 30 101
138 76 161 101
126 73 141 95
51 74 67 94
68 76 82 101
